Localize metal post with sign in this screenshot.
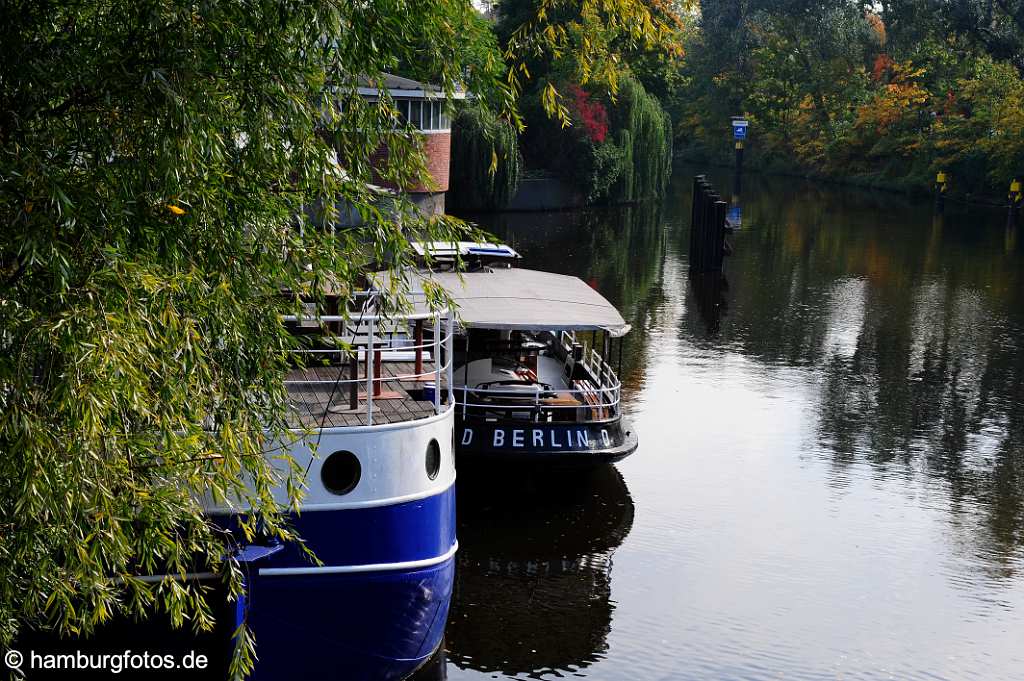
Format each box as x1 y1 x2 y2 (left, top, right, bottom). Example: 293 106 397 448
731 117 748 195
731 117 748 140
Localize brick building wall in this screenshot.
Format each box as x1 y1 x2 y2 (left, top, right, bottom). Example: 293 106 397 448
421 133 451 191
370 132 451 194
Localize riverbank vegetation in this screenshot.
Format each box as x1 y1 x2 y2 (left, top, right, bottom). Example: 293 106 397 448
449 106 523 212
453 1 1024 208
672 1 1024 198
515 74 675 203
449 0 685 209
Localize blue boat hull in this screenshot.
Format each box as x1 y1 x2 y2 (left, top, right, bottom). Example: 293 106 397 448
246 558 454 681
225 485 458 681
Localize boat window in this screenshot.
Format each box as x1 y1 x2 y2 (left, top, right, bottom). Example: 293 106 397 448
321 450 361 495
425 439 441 480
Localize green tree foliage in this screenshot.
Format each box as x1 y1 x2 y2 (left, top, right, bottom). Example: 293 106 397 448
516 75 672 203
490 0 684 203
674 0 1024 195
0 0 504 674
943 0 1024 72
430 0 684 210
497 0 690 126
449 105 522 211
496 16 676 208
930 56 1024 189
612 76 674 201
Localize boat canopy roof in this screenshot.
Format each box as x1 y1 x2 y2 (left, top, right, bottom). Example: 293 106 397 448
372 268 631 337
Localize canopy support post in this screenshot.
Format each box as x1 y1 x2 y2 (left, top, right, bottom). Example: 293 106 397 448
414 319 424 376
463 333 470 419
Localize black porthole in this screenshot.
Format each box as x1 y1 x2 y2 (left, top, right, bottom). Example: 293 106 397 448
425 439 441 481
321 450 361 496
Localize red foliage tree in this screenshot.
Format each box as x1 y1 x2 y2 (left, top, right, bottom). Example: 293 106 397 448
569 84 609 143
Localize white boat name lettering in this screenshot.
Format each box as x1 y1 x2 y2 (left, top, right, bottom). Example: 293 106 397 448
461 427 612 450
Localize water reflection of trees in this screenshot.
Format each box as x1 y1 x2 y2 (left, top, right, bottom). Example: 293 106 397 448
445 466 634 677
686 168 1024 564
816 281 1024 562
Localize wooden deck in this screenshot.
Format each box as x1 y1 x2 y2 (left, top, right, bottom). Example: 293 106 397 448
285 361 449 428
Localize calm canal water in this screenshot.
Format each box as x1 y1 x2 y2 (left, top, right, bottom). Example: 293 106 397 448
430 167 1024 680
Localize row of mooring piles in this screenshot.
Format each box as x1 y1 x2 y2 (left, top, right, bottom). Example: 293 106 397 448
688 175 732 274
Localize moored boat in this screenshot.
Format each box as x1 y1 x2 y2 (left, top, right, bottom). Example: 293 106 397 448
206 292 459 680
15 292 458 681
377 245 638 466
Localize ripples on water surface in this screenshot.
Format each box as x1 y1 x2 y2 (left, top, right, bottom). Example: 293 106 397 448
426 167 1024 681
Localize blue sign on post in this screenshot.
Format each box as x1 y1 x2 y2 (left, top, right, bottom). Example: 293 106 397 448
732 118 748 140
727 204 742 228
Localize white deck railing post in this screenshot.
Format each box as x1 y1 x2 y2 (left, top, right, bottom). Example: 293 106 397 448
366 310 375 426
462 331 469 419
433 312 442 413
446 313 454 409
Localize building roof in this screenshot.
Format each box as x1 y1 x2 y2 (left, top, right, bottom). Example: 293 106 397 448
357 73 467 100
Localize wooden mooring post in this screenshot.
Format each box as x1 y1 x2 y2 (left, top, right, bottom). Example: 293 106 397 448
689 175 731 274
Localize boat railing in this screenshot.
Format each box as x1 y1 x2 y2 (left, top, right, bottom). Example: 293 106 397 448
281 291 455 426
565 329 623 421
455 330 622 424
